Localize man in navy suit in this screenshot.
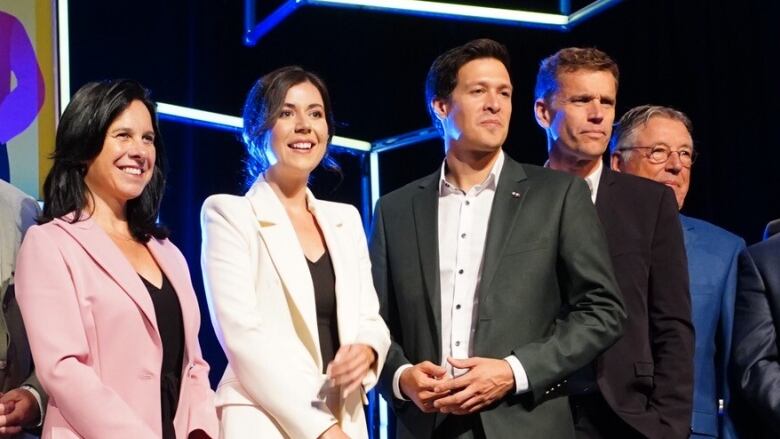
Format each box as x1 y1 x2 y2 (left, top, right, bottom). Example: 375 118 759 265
610 105 745 438
730 222 780 437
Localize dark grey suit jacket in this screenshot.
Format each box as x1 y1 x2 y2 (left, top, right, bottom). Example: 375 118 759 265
370 156 626 438
731 234 780 437
590 169 694 439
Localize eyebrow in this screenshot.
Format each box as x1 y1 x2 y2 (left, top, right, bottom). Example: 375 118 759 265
282 102 324 110
465 80 513 90
109 127 155 136
569 93 615 102
651 142 694 149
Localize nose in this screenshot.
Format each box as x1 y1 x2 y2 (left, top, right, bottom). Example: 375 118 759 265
128 141 148 158
295 113 312 132
587 100 603 123
484 91 501 114
127 137 153 163
666 151 683 173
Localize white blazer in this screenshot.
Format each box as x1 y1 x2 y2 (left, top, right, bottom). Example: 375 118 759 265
200 178 390 439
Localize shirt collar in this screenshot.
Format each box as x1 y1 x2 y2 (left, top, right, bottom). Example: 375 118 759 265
583 159 603 203
543 158 603 203
439 150 505 196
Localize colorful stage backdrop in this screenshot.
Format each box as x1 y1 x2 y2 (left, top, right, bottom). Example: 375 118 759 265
0 0 56 199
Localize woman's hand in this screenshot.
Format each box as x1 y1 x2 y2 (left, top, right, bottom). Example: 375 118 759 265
318 424 350 439
326 344 377 397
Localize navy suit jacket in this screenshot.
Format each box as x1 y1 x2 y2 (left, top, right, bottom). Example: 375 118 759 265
681 215 744 438
731 234 780 437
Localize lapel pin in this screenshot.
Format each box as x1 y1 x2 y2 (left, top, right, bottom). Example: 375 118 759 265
511 191 521 198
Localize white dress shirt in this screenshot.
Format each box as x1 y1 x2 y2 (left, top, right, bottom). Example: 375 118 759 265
393 151 529 399
584 159 603 203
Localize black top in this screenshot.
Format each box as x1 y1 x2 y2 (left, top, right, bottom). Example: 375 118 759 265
140 274 185 439
307 251 340 373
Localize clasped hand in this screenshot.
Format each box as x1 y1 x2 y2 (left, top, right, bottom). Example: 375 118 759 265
399 357 515 415
0 388 40 437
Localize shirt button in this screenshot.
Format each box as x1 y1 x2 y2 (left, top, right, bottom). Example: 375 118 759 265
461 233 466 238
465 200 470 206
456 304 461 310
458 269 464 274
455 341 461 347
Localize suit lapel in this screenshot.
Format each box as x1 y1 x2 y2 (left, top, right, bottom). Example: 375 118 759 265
476 158 529 304
146 240 196 361
54 217 159 336
594 166 618 223
310 195 355 345
679 215 696 248
246 180 321 369
412 172 442 355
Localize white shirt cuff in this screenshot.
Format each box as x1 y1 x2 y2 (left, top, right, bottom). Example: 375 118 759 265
19 385 43 427
392 364 413 400
504 355 530 395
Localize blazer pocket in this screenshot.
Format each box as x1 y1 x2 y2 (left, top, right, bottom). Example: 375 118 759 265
634 361 654 377
504 238 550 256
633 361 655 399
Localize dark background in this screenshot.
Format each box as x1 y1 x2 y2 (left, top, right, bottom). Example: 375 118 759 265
67 0 780 386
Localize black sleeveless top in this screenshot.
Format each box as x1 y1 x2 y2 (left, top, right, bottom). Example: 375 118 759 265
307 251 340 373
140 274 185 439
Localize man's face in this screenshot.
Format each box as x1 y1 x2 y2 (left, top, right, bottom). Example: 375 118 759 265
432 57 512 154
535 69 617 161
611 116 693 209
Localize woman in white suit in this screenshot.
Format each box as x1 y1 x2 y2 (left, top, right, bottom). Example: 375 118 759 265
201 66 390 439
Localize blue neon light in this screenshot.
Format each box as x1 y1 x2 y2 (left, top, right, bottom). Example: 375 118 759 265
244 0 623 45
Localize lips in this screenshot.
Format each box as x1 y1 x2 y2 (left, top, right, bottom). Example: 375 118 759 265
288 141 314 150
582 130 606 138
118 165 145 176
480 119 502 127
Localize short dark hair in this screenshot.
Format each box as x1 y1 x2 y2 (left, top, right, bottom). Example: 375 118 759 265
534 47 619 101
425 38 511 134
40 79 168 242
241 66 337 188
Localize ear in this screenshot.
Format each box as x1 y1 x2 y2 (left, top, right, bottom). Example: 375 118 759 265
610 153 623 172
431 97 448 123
534 98 552 129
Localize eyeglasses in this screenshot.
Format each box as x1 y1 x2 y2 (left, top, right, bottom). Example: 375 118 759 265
618 145 697 167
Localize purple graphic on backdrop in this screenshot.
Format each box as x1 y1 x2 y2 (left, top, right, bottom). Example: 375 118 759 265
0 11 45 181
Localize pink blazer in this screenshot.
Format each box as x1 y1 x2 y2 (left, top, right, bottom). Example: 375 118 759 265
15 217 219 439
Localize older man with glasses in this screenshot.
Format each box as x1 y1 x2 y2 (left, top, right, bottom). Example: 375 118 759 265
611 105 746 439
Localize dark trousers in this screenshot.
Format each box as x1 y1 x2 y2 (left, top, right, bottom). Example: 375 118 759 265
570 393 645 439
433 414 486 439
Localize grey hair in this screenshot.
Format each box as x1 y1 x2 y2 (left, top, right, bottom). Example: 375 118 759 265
610 105 693 161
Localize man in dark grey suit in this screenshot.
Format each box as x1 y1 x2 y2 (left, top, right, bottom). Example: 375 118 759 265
0 179 46 437
370 38 626 439
534 48 694 438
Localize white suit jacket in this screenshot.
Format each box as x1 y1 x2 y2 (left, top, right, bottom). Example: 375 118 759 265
200 178 390 439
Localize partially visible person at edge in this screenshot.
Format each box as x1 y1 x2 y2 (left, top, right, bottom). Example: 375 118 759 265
611 104 745 439
14 79 218 438
0 179 47 438
730 221 780 438
201 66 390 439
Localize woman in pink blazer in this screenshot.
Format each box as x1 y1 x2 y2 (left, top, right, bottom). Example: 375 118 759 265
15 80 218 439
201 66 390 438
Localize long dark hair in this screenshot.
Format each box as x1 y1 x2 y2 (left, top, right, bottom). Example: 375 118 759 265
40 79 168 242
241 66 339 189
